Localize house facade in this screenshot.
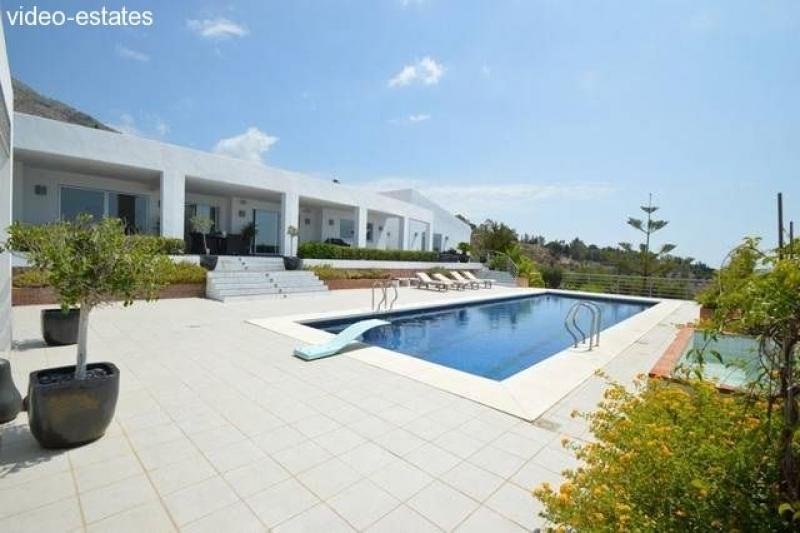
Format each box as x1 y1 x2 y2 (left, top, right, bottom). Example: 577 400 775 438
11 113 471 256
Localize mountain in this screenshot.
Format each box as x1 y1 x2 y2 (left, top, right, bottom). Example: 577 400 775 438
12 78 117 132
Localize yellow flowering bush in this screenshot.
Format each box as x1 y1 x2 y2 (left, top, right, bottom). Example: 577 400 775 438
534 378 787 531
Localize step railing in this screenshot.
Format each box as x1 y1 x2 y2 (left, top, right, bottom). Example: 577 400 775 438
371 280 399 312
485 251 519 280
564 301 602 350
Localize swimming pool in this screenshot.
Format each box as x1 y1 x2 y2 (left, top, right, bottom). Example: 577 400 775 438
307 293 653 380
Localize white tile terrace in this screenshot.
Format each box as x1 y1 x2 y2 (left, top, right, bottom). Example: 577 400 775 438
0 288 698 532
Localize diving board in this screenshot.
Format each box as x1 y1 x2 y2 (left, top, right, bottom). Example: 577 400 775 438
293 319 390 361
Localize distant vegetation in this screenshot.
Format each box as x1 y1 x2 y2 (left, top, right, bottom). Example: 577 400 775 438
460 198 713 281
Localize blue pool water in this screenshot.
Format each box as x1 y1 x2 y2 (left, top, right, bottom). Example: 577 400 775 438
308 294 653 380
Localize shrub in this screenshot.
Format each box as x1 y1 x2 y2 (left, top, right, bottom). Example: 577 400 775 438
128 235 186 255
306 264 390 281
534 378 785 531
298 241 438 261
540 265 564 288
156 261 207 284
12 268 50 288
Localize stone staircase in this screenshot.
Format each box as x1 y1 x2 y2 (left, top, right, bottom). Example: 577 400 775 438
475 269 517 287
206 257 328 301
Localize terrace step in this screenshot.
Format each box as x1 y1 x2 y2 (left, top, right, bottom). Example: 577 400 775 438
205 268 327 301
214 256 286 272
477 269 517 286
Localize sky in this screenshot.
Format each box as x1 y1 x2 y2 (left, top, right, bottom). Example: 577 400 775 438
4 0 800 265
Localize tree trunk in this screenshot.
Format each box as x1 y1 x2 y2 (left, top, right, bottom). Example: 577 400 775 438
75 305 92 380
780 335 799 502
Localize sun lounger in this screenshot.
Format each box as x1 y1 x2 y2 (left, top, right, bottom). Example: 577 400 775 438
461 270 493 288
294 319 389 360
433 272 467 290
448 271 480 289
415 272 448 291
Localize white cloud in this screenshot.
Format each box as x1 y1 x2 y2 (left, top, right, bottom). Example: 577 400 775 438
111 113 140 135
187 17 248 39
388 56 445 88
109 113 169 139
362 177 614 221
390 113 431 124
212 127 278 163
116 45 149 62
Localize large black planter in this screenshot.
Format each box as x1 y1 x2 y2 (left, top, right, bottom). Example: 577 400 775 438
27 363 120 449
200 254 218 271
41 308 79 346
283 256 301 270
0 359 22 423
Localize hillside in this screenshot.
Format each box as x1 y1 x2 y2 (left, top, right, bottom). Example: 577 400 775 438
12 78 116 132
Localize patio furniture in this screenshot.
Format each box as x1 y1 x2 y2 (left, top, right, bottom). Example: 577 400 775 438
294 319 390 360
433 272 467 290
392 277 419 287
415 272 449 291
449 271 481 289
461 270 493 288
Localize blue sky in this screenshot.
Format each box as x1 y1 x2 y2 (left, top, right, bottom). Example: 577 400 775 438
5 0 800 265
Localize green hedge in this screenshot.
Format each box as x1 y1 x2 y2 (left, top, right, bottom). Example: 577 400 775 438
298 241 439 262
14 261 205 288
128 235 186 255
306 264 391 281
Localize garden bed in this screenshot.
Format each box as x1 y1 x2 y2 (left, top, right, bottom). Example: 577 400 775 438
13 283 206 306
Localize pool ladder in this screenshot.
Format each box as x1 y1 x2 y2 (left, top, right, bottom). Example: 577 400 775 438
564 301 602 350
372 280 398 312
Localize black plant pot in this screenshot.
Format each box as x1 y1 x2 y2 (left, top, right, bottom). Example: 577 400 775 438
27 363 120 449
200 255 218 270
41 308 79 346
283 256 301 270
0 359 22 423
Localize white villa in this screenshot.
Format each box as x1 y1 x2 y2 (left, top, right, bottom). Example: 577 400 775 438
10 113 471 257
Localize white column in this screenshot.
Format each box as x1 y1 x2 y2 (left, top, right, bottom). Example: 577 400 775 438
0 150 11 354
426 222 434 251
12 159 22 222
399 216 409 250
355 206 367 248
281 192 299 256
160 170 185 238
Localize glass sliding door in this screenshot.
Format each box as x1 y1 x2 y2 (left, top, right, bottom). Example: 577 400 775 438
253 209 280 254
109 193 148 234
60 187 105 222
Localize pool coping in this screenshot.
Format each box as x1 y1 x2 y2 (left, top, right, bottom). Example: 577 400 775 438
248 288 683 421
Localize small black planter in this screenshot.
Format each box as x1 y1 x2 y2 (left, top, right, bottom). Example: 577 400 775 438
41 308 79 346
200 255 218 271
283 256 301 270
27 363 120 449
0 359 22 423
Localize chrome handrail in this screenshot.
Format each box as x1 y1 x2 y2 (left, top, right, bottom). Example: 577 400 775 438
564 301 602 350
372 281 387 312
372 280 399 312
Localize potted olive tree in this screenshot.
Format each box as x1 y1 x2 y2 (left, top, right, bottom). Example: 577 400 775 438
190 214 217 270
2 215 168 448
283 225 301 270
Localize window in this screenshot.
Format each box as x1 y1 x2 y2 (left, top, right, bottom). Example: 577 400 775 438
60 187 149 234
186 203 219 232
340 219 355 241
366 222 374 242
433 233 443 252
60 187 105 222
